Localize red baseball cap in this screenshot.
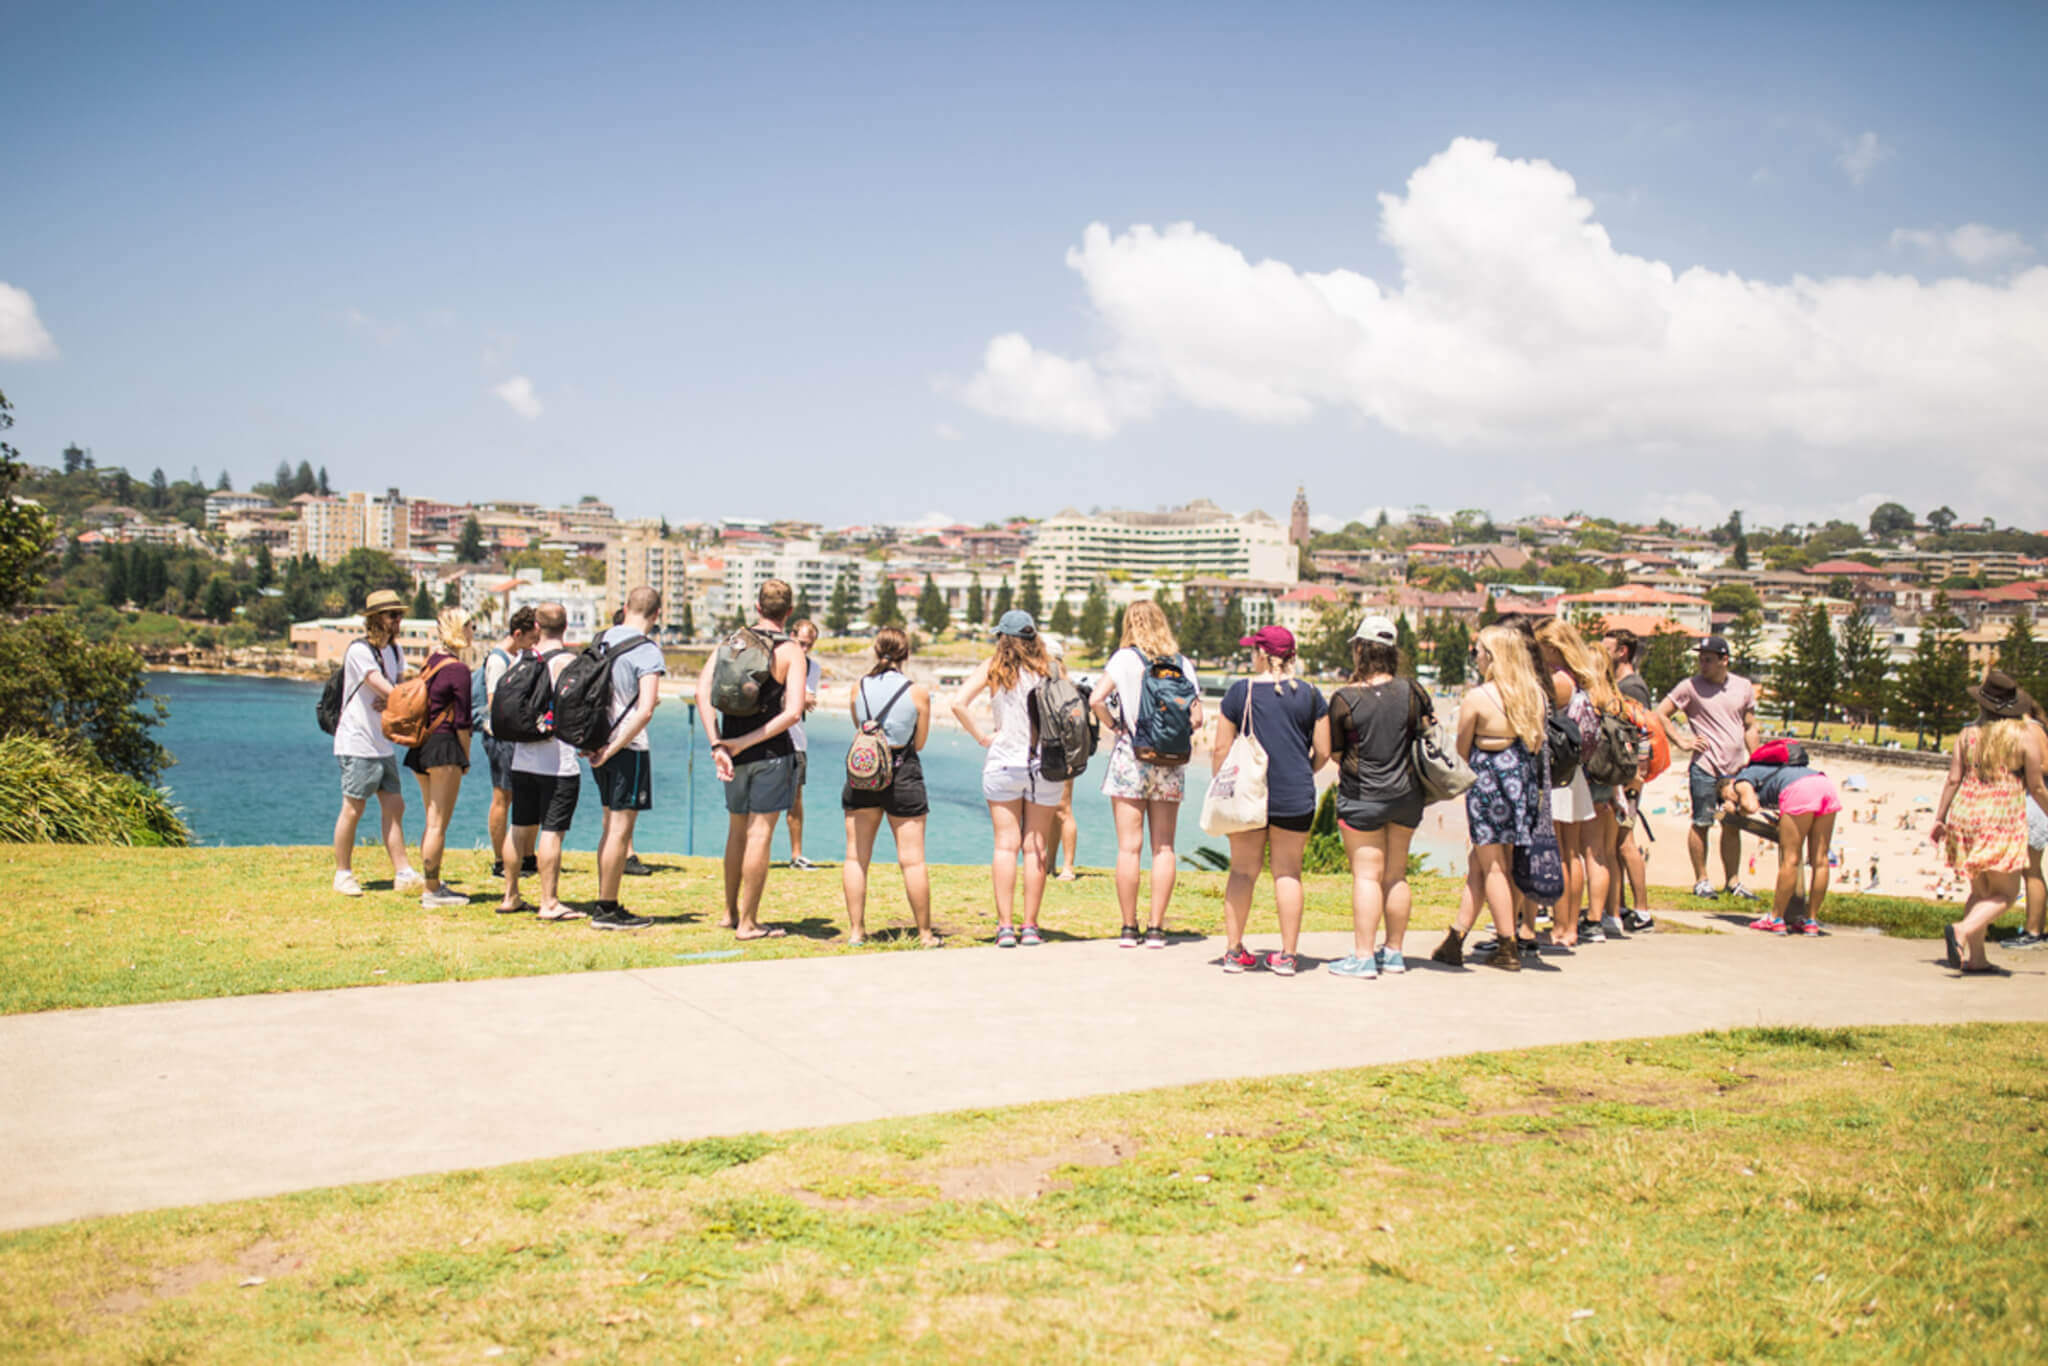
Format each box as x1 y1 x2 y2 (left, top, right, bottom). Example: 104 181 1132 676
1239 625 1296 659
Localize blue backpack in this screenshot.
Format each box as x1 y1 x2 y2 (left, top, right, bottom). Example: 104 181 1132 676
1131 652 1198 766
471 647 511 733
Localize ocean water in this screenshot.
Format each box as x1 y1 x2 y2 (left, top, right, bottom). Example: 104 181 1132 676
148 673 1468 871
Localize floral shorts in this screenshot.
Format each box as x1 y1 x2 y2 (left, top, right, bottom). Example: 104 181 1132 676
1100 738 1186 803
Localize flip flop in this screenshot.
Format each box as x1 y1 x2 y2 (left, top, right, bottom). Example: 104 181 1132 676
495 899 532 915
1960 963 2009 976
537 906 587 922
1943 924 1962 969
734 927 788 941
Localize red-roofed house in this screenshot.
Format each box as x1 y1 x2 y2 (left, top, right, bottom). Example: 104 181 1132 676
1804 559 1886 578
1557 584 1711 632
1272 583 1346 634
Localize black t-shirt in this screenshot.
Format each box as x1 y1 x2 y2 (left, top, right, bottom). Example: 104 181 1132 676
1329 679 1420 803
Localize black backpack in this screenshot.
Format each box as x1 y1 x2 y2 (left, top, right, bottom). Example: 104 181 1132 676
1029 673 1095 783
316 639 372 735
552 634 652 751
490 649 572 742
1580 708 1645 787
1544 708 1582 789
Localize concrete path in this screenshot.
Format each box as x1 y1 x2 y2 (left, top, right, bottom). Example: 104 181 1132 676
4 925 2045 1231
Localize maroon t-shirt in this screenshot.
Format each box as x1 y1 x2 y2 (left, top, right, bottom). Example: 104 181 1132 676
420 651 473 736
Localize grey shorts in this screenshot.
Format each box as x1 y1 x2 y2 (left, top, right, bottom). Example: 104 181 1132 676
339 754 401 801
482 734 515 792
726 752 799 815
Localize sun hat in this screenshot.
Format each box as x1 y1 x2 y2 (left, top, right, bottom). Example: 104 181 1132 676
1240 624 1296 659
1697 634 1731 657
995 609 1037 638
1350 614 1399 646
362 589 406 616
1968 668 2028 718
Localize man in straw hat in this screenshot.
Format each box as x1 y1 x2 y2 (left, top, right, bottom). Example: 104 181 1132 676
331 588 423 897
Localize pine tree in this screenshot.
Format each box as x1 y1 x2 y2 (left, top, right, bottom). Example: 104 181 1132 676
180 560 204 607
874 576 903 628
681 598 696 640
2000 610 2043 703
216 470 232 491
1640 629 1691 700
916 574 949 634
1479 593 1499 627
1078 581 1106 647
200 574 239 623
1393 613 1419 678
104 544 129 607
1726 609 1763 677
994 578 1013 618
1219 595 1246 656
272 461 293 496
1178 588 1210 659
793 588 814 624
1783 602 1840 736
411 582 434 619
1049 596 1074 637
966 573 986 626
1107 604 1127 656
150 468 169 508
457 515 484 563
1837 607 1889 739
825 569 855 634
292 461 316 498
442 580 459 608
1152 586 1181 635
1897 592 1970 748
317 466 332 496
1436 619 1471 685
1019 565 1043 619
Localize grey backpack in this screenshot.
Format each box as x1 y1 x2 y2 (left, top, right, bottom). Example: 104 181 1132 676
710 626 783 717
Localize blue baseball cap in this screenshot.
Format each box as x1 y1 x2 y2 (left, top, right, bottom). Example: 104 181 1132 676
995 609 1037 638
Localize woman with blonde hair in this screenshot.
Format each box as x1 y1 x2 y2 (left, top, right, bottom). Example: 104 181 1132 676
1433 625 1549 971
1092 599 1203 949
953 610 1061 947
1931 670 2048 972
841 626 937 946
330 588 422 898
1535 617 1616 948
402 606 476 909
1214 626 1330 977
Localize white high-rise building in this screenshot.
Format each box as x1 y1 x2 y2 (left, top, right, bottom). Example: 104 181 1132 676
1025 501 1298 597
722 540 879 619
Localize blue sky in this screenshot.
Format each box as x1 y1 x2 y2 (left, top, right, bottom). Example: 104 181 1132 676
4 1 2044 529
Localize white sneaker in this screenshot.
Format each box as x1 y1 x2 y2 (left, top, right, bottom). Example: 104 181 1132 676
1691 879 1716 899
1601 914 1626 938
394 871 426 894
332 870 362 897
420 889 470 909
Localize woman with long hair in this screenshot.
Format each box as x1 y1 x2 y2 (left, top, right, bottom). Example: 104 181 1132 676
952 610 1061 947
1535 618 1616 948
403 606 475 909
1715 740 1844 935
1931 670 2048 972
1433 625 1549 971
841 627 937 946
1214 626 1330 977
1325 616 1425 979
1092 600 1203 949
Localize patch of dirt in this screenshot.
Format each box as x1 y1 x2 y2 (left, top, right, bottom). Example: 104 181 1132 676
236 1236 306 1278
789 1190 929 1215
1422 1102 1557 1130
930 1136 1134 1201
96 1259 228 1316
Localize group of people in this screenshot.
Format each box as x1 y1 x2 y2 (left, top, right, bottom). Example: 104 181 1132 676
328 580 2046 977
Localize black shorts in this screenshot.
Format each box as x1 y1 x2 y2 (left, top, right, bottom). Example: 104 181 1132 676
403 729 468 774
1267 809 1315 834
593 750 652 812
482 734 515 792
1338 791 1424 833
511 772 580 833
842 747 930 820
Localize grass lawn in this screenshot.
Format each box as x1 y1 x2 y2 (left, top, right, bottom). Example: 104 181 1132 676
1 845 2010 1015
4 1023 2043 1362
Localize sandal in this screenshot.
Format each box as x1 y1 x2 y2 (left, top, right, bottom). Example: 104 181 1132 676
1943 924 1962 969
537 905 587 922
1960 962 2009 976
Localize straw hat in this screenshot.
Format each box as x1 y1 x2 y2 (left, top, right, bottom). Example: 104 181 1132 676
362 589 406 617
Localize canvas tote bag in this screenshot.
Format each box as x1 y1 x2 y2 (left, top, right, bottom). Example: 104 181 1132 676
1201 678 1271 836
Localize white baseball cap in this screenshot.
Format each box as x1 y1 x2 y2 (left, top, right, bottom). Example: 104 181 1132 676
1350 614 1399 645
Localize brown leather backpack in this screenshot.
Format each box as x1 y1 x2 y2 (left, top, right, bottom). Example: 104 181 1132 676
381 656 458 748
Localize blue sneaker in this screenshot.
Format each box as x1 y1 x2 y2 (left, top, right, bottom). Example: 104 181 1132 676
1377 948 1407 975
1328 954 1378 979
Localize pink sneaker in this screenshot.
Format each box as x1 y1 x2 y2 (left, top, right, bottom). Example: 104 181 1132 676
1749 915 1784 933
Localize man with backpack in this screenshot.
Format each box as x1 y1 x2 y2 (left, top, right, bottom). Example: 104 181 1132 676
480 607 539 879
578 586 666 930
695 579 807 940
328 589 423 897
497 603 585 921
1656 634 1763 901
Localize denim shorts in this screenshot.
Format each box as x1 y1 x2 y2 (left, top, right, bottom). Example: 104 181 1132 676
1688 763 1722 828
339 753 401 800
482 734 515 792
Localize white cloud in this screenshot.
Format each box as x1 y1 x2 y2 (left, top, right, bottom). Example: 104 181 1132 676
959 137 2048 472
1891 223 2035 268
934 422 963 441
491 375 543 420
1837 130 1890 186
0 282 58 360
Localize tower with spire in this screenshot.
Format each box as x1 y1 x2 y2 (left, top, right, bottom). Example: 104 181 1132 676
1289 484 1310 546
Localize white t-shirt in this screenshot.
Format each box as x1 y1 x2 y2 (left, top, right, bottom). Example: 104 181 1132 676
512 649 580 777
478 647 515 737
1103 647 1200 742
332 640 403 759
788 656 823 752
984 668 1043 770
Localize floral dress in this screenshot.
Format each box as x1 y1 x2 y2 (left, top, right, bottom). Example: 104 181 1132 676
1946 726 2027 876
1466 741 1543 847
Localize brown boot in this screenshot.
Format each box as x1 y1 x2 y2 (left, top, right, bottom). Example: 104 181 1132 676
1431 928 1465 967
1491 937 1522 972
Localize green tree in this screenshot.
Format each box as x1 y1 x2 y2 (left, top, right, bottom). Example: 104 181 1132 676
793 588 814 624
1048 596 1074 637
1782 602 1840 736
217 469 232 491
330 549 410 614
874 576 903 628
441 581 459 608
317 466 332 496
1726 609 1763 677
825 568 856 635
1435 618 1471 685
994 577 1013 618
1393 613 1419 679
200 574 239 623
1019 565 1043 619
1895 593 1970 747
1178 588 1212 660
1078 581 1107 647
1219 594 1246 656
1999 610 2045 704
1869 501 1916 539
1479 593 1499 627
1303 600 1354 675
1106 604 1127 656
252 541 275 589
149 468 169 508
966 573 986 627
294 461 317 498
410 582 434 619
0 390 56 611
680 598 696 640
0 615 171 781
1708 583 1763 614
456 515 485 563
1640 629 1691 701
1837 607 1889 739
1926 506 1956 535
1413 563 1477 592
62 443 89 475
179 559 205 608
917 574 949 634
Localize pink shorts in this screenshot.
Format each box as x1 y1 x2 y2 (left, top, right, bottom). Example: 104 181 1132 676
1778 774 1842 817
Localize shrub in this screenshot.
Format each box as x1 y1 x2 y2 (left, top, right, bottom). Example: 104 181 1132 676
0 614 169 782
0 735 188 846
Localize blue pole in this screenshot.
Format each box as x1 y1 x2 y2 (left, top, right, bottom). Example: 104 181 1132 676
685 700 696 857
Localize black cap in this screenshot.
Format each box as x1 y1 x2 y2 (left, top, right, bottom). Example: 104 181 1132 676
1699 634 1730 656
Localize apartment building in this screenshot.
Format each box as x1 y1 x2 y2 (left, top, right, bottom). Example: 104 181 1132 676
288 489 412 564
504 569 608 640
202 491 273 528
1025 501 1298 597
608 532 697 634
722 540 880 619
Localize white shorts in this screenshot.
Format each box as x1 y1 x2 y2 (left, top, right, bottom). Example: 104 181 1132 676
1551 770 1598 824
982 764 1063 807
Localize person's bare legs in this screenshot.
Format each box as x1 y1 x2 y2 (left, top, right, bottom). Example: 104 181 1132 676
1110 797 1146 928
1687 822 1710 885
1269 826 1310 957
1342 825 1388 959
418 766 463 893
1804 812 1835 923
1957 870 2019 968
598 808 638 905
1019 800 1058 930
488 783 511 872
1721 818 1745 889
2027 846 2045 937
734 812 779 936
1594 805 1622 916
1223 828 1269 954
1554 820 1587 945
375 789 411 878
1772 812 1804 920
1583 813 1612 930
1619 812 1649 911
1145 799 1180 930
890 813 935 943
1382 823 1415 953
534 830 567 914
499 822 526 909
722 812 747 927
841 808 880 942
1471 844 1518 938
334 795 367 873
1054 782 1078 879
988 799 1025 931
787 782 806 864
